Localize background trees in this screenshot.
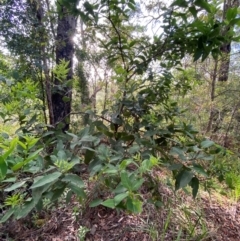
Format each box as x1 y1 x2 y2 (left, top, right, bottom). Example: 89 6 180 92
0 0 78 131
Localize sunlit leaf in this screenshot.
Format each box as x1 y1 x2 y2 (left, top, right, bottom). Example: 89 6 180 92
4 181 27 192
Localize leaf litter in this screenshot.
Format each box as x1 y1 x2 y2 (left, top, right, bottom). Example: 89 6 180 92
1 170 240 241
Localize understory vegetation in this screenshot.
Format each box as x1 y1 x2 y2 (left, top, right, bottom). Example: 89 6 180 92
0 0 240 240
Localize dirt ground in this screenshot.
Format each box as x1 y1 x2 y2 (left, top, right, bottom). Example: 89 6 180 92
1 176 240 241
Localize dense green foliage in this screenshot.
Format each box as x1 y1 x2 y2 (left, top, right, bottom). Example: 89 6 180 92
0 0 240 225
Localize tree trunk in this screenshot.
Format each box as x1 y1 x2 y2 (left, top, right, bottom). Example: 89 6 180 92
30 0 54 126
206 59 218 133
218 0 239 81
103 74 108 111
218 43 231 81
52 5 77 131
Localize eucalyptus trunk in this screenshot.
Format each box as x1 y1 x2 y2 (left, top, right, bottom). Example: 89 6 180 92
52 5 77 131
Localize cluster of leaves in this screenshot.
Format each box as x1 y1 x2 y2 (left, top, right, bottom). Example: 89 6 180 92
0 77 43 132
0 131 85 222
0 105 222 222
0 122 156 221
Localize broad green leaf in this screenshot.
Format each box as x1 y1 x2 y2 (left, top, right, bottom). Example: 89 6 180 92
26 137 39 149
35 198 45 211
51 187 66 202
113 184 127 194
0 208 14 223
171 0 188 8
84 149 95 164
81 135 96 142
114 193 129 205
62 174 84 187
120 159 133 169
168 163 183 171
126 197 142 213
226 8 238 22
194 0 212 13
70 156 80 165
201 140 214 148
30 172 62 189
128 145 140 154
0 157 7 180
110 154 122 163
202 155 213 161
66 190 73 204
15 200 35 219
129 40 137 47
11 161 24 171
17 140 27 150
68 183 86 198
42 131 54 137
191 177 199 198
101 199 115 208
103 169 118 174
12 153 38 172
201 47 211 61
66 132 78 139
120 134 134 141
2 177 17 183
23 148 43 164
4 181 26 192
121 171 132 191
2 137 18 160
140 159 151 172
189 6 197 18
57 150 67 160
132 179 144 191
193 48 203 62
170 147 186 160
89 198 103 207
32 182 53 203
192 164 208 177
175 170 194 191
229 17 240 26
128 2 136 10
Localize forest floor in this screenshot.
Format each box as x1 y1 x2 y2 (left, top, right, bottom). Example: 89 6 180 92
1 169 240 241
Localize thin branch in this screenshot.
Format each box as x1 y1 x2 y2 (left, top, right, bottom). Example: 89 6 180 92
45 0 56 39
107 0 127 71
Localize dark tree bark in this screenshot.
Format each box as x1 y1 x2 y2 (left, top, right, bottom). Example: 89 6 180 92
52 5 77 131
218 0 239 81
218 43 231 82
